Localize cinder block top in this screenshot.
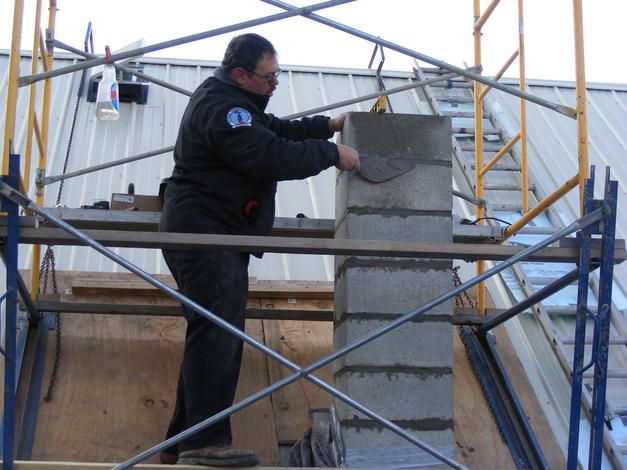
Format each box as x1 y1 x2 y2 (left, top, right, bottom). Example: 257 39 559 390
338 112 452 162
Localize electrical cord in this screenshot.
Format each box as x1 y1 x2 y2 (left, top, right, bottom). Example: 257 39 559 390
461 216 513 226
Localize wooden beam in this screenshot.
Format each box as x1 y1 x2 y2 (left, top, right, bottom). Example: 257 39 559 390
13 460 294 469
6 211 575 243
38 209 336 238
33 300 333 321
2 225 624 263
69 278 333 299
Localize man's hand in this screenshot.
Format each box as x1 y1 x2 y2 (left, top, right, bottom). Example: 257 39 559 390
328 113 348 133
336 144 360 171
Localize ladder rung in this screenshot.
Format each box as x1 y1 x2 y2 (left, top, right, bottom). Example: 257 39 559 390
443 110 485 118
561 336 627 345
453 127 500 136
527 276 578 286
544 306 597 315
433 94 474 104
583 369 627 379
484 183 536 192
468 162 520 171
490 203 527 212
612 405 627 416
459 142 510 152
430 81 473 89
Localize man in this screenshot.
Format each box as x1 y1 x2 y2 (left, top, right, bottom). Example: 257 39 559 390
158 33 359 467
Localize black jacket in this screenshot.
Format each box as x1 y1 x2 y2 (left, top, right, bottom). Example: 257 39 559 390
159 69 339 238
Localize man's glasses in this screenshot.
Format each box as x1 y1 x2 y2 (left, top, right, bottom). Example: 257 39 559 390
250 69 282 84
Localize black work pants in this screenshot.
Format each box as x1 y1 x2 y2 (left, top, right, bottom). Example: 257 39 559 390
162 249 250 453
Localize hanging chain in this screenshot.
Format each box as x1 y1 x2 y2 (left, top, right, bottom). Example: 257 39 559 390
39 247 61 402
452 265 475 309
39 67 87 402
55 67 86 205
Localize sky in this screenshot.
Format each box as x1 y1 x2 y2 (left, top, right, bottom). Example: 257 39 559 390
1 0 625 84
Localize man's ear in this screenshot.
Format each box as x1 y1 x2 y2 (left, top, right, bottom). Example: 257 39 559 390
231 67 248 86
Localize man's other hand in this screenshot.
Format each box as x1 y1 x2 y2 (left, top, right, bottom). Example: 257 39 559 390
336 144 360 171
328 113 348 133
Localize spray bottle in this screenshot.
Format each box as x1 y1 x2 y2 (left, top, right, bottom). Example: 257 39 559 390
95 46 120 121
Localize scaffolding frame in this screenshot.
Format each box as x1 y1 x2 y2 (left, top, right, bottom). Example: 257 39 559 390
1 0 620 468
0 154 619 469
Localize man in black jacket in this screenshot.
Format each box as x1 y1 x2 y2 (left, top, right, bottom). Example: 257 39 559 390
158 33 359 467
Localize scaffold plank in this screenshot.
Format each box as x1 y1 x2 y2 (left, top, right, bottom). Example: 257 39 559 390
2 226 623 263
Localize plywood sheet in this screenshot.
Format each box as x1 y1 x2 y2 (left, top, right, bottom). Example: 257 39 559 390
26 269 278 466
262 319 333 445
31 313 185 464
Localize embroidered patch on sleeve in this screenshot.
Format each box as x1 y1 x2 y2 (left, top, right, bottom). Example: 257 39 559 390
227 107 252 128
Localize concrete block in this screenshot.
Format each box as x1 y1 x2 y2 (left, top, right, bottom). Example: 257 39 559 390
334 370 453 421
334 264 453 316
345 441 454 469
340 424 454 451
337 112 452 163
332 318 453 371
333 112 454 454
335 163 452 219
335 212 452 243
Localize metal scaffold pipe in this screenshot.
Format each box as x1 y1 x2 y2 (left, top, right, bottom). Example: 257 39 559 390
18 0 356 87
260 0 577 119
52 39 194 97
39 146 175 186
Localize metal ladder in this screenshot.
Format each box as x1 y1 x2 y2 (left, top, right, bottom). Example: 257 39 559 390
415 63 627 467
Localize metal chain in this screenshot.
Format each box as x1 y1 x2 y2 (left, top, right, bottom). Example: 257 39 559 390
39 247 61 402
39 67 87 402
452 265 475 308
56 67 86 205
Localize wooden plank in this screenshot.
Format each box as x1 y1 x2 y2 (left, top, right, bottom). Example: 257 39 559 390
232 319 279 465
32 300 334 321
453 328 514 467
71 279 177 295
14 462 288 469
489 327 567 467
262 318 333 445
4 226 624 262
5 212 545 244
250 280 333 299
69 278 333 299
36 209 336 239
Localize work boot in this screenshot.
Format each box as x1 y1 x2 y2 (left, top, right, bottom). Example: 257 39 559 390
177 445 259 467
159 451 178 464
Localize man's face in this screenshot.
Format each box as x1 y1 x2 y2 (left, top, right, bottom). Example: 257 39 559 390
240 53 281 97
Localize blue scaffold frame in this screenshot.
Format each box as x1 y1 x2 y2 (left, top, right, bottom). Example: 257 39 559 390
1 154 21 470
0 163 619 470
567 167 619 469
